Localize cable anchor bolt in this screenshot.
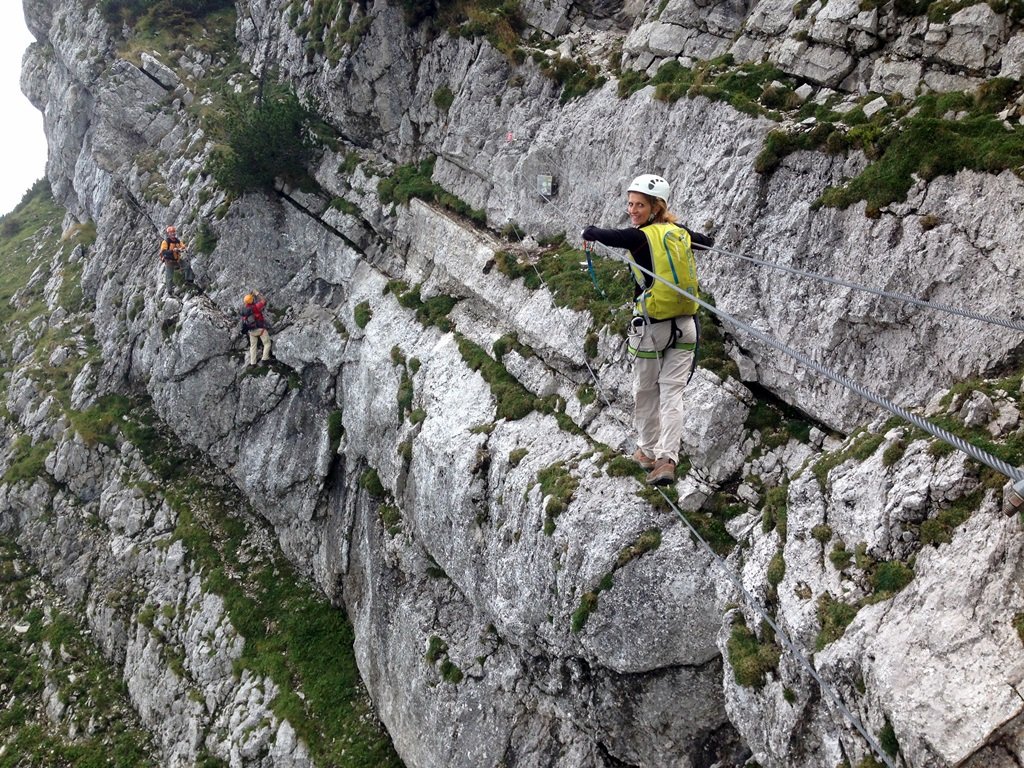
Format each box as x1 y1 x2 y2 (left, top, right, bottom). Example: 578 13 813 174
1002 476 1024 516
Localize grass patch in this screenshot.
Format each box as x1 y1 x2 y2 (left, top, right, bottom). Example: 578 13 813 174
353 300 372 328
359 468 386 499
433 85 454 112
815 594 860 650
761 485 788 539
0 542 159 765
423 635 463 684
378 156 487 225
456 334 541 421
3 435 54 485
745 395 813 450
920 491 983 547
1013 612 1024 645
289 0 372 62
106 398 403 766
695 295 741 381
508 448 529 467
628 56 796 119
494 235 634 336
536 461 578 536
534 53 606 103
727 616 781 688
812 429 885 490
387 280 459 332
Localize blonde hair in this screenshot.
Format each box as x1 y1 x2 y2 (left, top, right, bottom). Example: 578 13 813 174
649 197 678 225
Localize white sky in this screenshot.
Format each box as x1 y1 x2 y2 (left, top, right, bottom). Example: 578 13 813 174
0 4 47 216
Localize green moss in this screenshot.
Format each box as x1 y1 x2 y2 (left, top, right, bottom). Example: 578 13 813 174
571 591 600 633
815 594 860 650
193 220 218 254
727 616 781 688
815 82 1024 216
696 296 741 381
0 552 159 765
359 468 386 499
424 635 462 684
434 0 525 58
829 543 853 570
492 237 634 336
761 485 789 539
870 560 914 598
745 398 813 449
537 461 578 536
811 523 833 543
882 438 907 467
379 504 402 536
397 370 414 421
537 55 606 104
812 430 885 490
572 528 662 633
917 493 978 548
353 300 372 328
456 334 539 421
327 409 344 455
433 85 455 112
508 448 529 467
378 157 486 224
577 386 597 405
879 719 900 757
3 435 53 485
1013 612 1024 645
766 549 786 588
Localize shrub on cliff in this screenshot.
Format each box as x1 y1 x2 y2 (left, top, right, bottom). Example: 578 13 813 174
207 86 321 195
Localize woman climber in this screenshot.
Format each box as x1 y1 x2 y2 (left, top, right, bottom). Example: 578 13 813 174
581 174 713 485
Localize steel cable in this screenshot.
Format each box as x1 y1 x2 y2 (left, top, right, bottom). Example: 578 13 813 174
699 243 1024 334
599 245 1024 481
658 487 898 768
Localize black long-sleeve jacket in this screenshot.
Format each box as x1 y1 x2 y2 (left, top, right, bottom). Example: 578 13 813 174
580 224 713 299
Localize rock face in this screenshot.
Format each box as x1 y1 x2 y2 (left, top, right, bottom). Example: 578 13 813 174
4 0 1024 766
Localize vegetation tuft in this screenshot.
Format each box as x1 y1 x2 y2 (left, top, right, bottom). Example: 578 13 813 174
208 83 323 195
378 157 487 225
571 528 662 633
727 616 781 688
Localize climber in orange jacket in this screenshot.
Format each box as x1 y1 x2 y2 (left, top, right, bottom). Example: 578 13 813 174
159 225 194 294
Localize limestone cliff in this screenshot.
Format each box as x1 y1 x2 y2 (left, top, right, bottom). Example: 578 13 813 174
3 0 1024 766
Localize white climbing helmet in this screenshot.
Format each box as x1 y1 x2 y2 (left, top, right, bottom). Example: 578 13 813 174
627 174 670 205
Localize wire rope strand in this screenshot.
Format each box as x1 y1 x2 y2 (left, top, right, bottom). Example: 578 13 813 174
595 244 1024 482
699 244 1024 334
658 488 898 768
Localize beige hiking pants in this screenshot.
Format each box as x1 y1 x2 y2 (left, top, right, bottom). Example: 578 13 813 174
248 329 271 365
628 315 697 464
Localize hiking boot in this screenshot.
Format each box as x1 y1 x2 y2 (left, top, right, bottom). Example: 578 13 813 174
646 458 677 486
632 449 656 471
